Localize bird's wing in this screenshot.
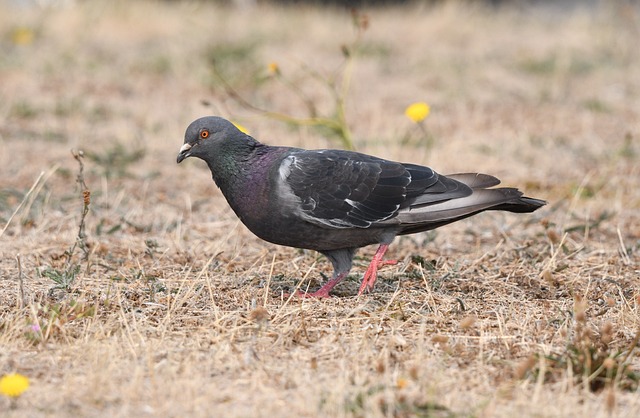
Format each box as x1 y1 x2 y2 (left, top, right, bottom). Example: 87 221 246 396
278 150 471 229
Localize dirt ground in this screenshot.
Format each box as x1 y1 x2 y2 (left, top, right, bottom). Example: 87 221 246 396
1 1 639 417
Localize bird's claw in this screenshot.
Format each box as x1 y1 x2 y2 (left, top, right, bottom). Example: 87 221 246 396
357 258 398 295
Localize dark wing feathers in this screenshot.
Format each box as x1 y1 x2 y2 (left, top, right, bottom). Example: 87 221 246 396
284 151 406 228
283 150 468 229
281 149 544 232
403 163 443 195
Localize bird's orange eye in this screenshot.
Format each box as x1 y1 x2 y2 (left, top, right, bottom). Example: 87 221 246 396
200 129 210 139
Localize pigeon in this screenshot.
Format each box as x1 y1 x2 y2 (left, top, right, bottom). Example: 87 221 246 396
177 116 546 298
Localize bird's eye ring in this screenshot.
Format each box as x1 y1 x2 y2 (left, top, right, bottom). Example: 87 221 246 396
200 129 210 139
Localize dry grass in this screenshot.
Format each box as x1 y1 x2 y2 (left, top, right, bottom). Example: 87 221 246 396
1 1 639 416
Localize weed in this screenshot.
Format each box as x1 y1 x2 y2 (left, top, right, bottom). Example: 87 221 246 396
144 239 160 258
142 273 166 303
26 299 96 344
0 188 23 215
210 10 373 150
618 132 636 159
41 264 81 291
85 141 146 178
9 100 39 119
95 217 122 235
564 211 613 233
582 98 611 113
41 151 91 292
529 295 639 392
207 39 262 88
345 381 451 418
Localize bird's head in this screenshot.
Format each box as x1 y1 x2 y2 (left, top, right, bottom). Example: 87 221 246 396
176 116 247 164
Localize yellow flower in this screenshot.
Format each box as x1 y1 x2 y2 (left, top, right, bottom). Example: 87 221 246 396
396 377 409 389
404 102 430 123
0 373 30 398
267 62 280 76
11 27 35 46
232 122 250 135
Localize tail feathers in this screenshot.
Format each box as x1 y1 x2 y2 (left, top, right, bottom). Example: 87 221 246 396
445 173 501 189
398 188 526 224
391 179 546 235
490 196 547 213
444 172 546 214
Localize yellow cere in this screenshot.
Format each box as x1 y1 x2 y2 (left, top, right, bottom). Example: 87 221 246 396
232 122 250 135
0 373 30 398
404 102 430 123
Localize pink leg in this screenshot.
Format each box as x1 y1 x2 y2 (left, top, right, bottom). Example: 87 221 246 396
357 244 397 295
289 272 349 299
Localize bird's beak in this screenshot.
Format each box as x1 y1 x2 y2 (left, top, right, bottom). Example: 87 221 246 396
176 143 192 163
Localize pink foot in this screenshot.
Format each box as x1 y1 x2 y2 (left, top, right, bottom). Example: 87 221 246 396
285 272 348 299
357 244 396 295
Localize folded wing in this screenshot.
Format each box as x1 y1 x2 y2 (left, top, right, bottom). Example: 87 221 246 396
280 150 472 229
